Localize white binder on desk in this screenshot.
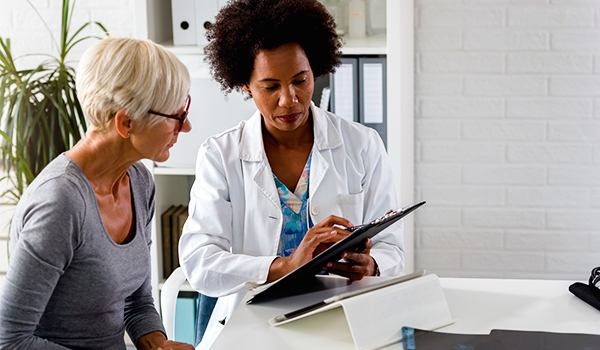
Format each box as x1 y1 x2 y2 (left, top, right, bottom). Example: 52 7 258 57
172 0 197 46
269 273 454 350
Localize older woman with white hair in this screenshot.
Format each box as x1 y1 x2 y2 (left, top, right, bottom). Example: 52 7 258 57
0 37 194 350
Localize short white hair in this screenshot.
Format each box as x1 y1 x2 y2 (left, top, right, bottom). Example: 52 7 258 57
76 36 190 132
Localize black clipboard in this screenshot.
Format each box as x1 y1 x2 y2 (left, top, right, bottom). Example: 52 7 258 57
247 201 426 304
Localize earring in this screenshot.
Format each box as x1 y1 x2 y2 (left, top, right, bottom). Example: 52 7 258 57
127 132 130 138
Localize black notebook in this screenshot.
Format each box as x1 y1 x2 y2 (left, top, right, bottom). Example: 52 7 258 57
247 201 426 304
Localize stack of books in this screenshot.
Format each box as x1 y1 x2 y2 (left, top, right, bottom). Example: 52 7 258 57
161 205 189 278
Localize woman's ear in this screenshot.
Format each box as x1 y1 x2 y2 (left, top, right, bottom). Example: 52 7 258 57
114 110 132 139
242 84 251 96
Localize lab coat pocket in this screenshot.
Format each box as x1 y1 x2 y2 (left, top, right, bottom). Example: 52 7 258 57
337 190 365 225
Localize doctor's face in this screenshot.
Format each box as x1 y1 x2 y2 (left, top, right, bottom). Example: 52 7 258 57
243 42 315 135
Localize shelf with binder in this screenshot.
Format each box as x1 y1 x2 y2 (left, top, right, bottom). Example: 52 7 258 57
315 55 387 147
134 0 388 56
150 171 194 284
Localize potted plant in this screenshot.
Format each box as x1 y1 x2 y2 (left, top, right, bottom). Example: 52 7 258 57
0 0 108 204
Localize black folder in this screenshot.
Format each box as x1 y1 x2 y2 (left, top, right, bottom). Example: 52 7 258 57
247 201 426 304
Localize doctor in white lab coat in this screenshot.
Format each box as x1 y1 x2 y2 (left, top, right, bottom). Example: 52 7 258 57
178 0 405 348
179 100 405 347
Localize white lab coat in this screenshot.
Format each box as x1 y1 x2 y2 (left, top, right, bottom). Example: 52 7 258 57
179 103 404 349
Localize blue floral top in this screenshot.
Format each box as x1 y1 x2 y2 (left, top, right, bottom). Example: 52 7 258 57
274 152 314 257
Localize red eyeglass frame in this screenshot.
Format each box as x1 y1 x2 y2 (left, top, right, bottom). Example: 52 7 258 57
148 94 191 132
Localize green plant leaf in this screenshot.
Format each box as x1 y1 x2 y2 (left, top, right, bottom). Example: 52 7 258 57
65 22 90 49
1 0 104 202
94 21 109 35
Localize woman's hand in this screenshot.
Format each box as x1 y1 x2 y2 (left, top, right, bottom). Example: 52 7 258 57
323 238 376 281
138 331 195 350
155 340 196 350
268 215 352 282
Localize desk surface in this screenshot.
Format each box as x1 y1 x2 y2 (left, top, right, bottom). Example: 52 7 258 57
210 276 600 350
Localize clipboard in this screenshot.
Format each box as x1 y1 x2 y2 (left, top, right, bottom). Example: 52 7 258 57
247 201 426 304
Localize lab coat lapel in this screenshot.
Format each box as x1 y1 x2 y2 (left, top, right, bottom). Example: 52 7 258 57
309 103 342 198
238 110 280 209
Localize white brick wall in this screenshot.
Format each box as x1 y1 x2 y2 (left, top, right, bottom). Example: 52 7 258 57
416 0 600 280
0 0 134 70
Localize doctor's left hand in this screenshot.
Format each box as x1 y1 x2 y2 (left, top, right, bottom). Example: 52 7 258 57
323 237 377 281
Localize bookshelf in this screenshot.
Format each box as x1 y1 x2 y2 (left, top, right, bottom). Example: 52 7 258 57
134 0 414 306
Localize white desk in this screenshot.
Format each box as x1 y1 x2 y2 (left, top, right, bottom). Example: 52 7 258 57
210 276 600 350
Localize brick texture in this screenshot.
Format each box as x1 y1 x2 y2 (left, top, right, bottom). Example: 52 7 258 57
0 1 135 70
416 0 600 279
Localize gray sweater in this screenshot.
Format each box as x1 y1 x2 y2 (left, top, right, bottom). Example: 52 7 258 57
0 155 165 349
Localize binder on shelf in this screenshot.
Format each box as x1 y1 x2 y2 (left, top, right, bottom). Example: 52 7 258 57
170 206 187 271
330 57 359 122
329 56 388 147
171 0 197 46
171 206 189 271
319 86 331 111
359 57 387 146
269 273 454 350
161 205 181 277
174 291 198 344
172 0 227 46
195 0 227 46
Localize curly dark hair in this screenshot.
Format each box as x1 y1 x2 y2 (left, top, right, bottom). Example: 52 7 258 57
204 0 343 95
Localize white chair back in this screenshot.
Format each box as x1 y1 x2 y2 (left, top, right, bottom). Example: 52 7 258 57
160 267 188 340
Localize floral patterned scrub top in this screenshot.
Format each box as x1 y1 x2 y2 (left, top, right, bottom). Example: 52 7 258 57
274 152 314 257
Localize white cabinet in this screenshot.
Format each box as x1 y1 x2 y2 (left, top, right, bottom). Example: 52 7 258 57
133 0 414 304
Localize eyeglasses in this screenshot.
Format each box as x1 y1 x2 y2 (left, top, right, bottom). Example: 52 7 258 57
148 94 191 132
